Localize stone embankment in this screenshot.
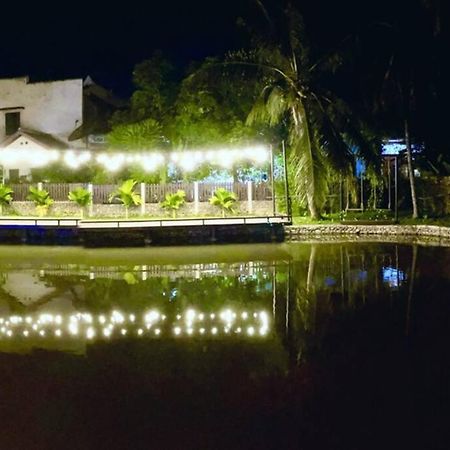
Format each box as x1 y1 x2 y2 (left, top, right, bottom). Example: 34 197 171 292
286 224 450 243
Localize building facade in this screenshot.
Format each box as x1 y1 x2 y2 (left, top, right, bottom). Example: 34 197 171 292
0 76 124 181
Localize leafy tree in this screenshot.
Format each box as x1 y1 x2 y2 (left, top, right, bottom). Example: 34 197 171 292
160 190 186 218
107 118 165 151
110 51 178 126
27 186 54 217
0 185 13 215
68 187 92 218
209 188 237 217
109 179 142 219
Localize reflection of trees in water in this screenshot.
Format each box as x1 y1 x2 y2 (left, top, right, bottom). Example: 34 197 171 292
0 266 278 315
285 243 418 366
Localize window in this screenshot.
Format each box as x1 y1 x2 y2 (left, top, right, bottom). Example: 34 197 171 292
5 112 20 135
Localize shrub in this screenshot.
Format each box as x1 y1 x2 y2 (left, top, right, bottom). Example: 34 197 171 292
209 188 237 217
27 186 54 217
109 179 142 219
68 187 92 218
160 190 186 218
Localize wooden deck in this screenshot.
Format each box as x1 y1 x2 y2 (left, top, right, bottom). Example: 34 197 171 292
0 216 290 229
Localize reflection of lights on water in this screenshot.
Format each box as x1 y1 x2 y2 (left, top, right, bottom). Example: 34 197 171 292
0 309 271 343
382 266 406 288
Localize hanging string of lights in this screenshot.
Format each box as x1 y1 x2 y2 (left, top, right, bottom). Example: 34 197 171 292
0 145 270 172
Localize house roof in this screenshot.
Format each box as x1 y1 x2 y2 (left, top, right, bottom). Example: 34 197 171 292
0 128 69 150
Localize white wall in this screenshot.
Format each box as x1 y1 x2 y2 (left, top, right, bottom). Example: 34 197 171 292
0 77 83 146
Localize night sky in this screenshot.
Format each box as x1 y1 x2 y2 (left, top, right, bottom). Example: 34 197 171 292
0 0 439 97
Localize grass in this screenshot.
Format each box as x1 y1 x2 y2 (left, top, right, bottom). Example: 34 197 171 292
292 210 450 227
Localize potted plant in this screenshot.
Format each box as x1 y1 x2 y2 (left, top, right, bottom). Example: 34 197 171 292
209 188 237 217
109 179 141 219
0 185 13 216
27 186 54 217
68 187 92 218
160 190 186 218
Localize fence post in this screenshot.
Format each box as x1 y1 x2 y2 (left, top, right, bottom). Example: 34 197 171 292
194 181 199 215
247 181 253 214
140 183 146 216
88 183 93 217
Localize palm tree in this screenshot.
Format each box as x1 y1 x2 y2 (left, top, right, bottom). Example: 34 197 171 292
227 5 378 219
68 187 92 218
160 190 186 218
0 185 13 216
209 188 237 217
109 179 142 219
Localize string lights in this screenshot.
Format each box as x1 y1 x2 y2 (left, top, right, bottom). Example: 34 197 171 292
0 145 270 172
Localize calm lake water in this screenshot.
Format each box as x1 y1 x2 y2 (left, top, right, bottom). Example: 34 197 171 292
0 241 449 449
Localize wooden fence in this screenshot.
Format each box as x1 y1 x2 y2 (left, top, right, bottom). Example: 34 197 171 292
10 182 272 204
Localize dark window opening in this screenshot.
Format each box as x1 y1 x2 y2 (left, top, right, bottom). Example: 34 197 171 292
5 112 20 135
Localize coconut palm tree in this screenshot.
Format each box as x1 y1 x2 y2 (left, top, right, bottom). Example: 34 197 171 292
160 190 186 218
225 4 379 219
68 187 92 218
109 179 142 219
209 188 237 217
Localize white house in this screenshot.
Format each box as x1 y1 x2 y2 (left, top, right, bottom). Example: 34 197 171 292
0 76 124 181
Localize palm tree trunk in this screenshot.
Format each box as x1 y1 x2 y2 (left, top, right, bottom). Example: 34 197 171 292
404 118 419 218
307 192 320 220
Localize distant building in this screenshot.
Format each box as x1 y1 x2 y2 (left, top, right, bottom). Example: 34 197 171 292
0 76 125 181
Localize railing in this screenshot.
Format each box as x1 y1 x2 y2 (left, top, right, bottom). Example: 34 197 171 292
10 181 272 204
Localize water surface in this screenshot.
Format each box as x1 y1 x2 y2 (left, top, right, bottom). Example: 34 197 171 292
0 242 449 449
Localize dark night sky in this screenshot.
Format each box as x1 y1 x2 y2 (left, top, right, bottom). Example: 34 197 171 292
0 0 433 97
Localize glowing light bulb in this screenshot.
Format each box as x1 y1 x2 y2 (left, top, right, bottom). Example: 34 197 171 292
186 309 196 322
86 327 95 340
174 327 181 336
154 328 161 335
55 329 62 337
247 326 255 336
137 328 143 336
211 327 218 335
